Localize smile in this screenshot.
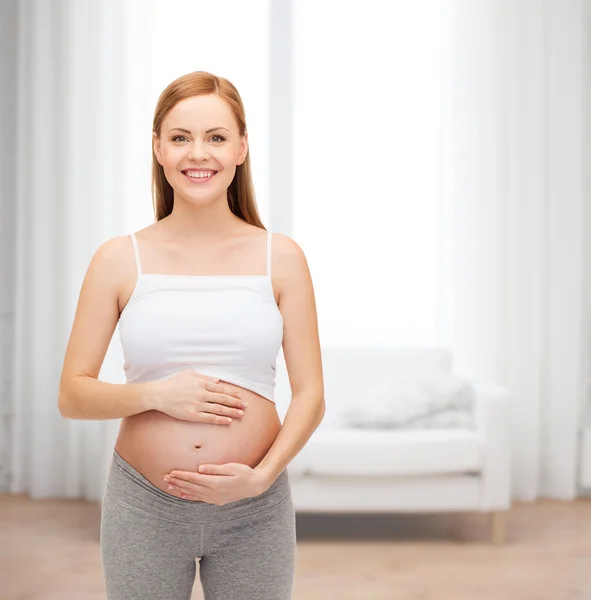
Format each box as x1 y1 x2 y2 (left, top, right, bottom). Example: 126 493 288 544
182 169 217 183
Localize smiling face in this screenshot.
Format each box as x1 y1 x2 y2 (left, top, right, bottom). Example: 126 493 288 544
153 94 248 208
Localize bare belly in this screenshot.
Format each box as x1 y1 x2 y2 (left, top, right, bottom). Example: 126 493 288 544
114 379 281 499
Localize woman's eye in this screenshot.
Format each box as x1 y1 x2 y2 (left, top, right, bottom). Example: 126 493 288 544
171 134 225 143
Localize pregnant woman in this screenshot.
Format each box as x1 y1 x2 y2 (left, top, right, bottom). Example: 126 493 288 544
58 70 325 600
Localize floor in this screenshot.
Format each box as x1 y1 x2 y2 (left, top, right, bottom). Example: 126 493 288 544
1 494 590 599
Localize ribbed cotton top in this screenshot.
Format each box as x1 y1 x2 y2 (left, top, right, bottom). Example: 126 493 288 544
118 231 283 403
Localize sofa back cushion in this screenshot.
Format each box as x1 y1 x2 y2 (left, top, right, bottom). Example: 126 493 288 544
275 346 454 428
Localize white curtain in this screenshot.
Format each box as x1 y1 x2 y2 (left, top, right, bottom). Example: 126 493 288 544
7 0 152 500
0 0 18 493
441 0 588 500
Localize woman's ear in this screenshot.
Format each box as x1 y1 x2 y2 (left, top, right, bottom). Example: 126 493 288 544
153 132 163 165
237 132 249 166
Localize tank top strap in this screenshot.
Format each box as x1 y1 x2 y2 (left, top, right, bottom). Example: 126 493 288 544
266 231 272 277
129 233 142 276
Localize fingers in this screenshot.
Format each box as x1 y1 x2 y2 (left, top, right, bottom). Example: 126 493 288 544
190 372 220 383
205 382 242 400
197 464 235 476
167 477 210 498
186 373 249 422
201 399 245 419
193 412 234 425
217 394 248 412
204 388 245 410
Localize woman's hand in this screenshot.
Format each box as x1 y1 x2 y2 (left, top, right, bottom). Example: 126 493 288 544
163 463 268 505
150 371 248 424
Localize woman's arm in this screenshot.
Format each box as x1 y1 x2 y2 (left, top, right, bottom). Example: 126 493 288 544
254 233 326 486
58 236 157 420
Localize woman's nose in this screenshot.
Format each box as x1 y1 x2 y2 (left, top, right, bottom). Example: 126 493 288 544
188 141 210 161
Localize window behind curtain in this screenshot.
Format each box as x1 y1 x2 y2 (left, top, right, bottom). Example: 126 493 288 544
293 0 445 346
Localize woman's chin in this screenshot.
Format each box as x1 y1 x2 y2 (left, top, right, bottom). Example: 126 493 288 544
176 190 227 207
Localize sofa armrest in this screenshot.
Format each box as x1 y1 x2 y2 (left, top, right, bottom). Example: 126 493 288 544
473 384 512 509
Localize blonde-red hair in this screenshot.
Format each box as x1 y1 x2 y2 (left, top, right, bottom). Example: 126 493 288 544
151 71 265 228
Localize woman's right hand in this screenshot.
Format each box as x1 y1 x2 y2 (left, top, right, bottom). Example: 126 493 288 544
150 370 247 424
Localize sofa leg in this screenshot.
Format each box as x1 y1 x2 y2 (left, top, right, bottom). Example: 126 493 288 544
490 511 507 545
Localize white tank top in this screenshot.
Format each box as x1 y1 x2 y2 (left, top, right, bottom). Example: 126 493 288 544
118 231 283 403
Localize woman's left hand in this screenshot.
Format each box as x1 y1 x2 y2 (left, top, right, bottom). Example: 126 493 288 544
163 463 269 505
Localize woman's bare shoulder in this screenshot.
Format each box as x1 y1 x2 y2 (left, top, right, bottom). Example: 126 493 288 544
95 222 161 268
88 234 141 297
270 233 310 290
89 234 145 316
92 234 134 271
270 233 306 263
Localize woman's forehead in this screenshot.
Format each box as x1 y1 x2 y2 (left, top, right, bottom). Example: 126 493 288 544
165 95 235 130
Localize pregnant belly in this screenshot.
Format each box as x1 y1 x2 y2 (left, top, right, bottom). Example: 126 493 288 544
114 380 282 498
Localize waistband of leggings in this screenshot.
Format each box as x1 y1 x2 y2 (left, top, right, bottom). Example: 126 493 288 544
106 448 291 524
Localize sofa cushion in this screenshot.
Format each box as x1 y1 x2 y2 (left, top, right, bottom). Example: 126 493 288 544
273 346 455 426
287 428 483 477
338 373 476 429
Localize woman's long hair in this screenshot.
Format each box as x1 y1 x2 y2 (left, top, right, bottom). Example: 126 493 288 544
151 71 265 229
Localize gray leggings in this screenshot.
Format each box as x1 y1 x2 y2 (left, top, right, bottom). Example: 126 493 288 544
100 450 296 600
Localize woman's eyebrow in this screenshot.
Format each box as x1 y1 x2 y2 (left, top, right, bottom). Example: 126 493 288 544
168 127 230 134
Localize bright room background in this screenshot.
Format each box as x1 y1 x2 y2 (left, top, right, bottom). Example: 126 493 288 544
0 0 589 504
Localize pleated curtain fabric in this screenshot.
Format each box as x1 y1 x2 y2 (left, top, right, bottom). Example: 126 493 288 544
6 0 151 500
440 0 588 500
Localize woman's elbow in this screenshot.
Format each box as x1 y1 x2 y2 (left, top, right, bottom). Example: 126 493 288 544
58 379 76 418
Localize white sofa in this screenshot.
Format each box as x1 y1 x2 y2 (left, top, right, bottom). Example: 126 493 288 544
274 346 512 544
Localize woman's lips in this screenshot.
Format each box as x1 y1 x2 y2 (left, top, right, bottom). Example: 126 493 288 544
182 171 217 183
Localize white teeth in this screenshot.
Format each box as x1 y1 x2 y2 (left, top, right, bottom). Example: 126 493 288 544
185 171 215 179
